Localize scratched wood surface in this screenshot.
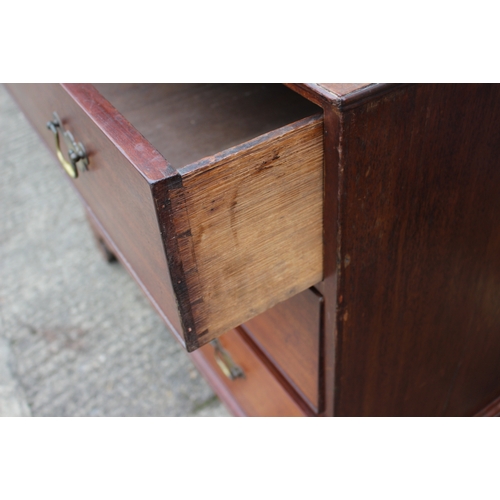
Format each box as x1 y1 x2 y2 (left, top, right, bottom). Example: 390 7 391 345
169 115 324 349
95 83 324 350
335 84 500 416
317 83 371 96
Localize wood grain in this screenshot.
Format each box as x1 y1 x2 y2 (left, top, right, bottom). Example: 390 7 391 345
7 83 324 352
318 83 372 96
173 115 324 349
334 84 500 416
242 288 322 412
94 83 321 169
13 82 500 416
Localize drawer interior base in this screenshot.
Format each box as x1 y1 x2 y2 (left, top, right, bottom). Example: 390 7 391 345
94 83 321 169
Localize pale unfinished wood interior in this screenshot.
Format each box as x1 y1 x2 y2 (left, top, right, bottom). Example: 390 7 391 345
178 117 324 347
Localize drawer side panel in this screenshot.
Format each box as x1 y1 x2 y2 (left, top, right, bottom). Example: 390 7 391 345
178 116 324 349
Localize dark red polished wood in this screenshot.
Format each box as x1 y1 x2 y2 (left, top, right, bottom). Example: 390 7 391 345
7 83 500 417
333 84 500 416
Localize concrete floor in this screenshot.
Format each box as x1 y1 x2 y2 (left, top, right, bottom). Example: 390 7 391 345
0 85 230 417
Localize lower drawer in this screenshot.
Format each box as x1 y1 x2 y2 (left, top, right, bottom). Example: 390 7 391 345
190 328 308 417
242 288 322 412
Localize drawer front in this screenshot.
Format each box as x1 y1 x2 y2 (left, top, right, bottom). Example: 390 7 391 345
190 328 307 416
242 288 322 411
6 84 323 352
6 83 184 339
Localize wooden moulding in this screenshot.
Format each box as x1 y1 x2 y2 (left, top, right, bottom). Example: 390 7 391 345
155 116 324 351
285 83 409 112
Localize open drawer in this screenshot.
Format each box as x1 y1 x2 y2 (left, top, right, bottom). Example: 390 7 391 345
6 84 324 351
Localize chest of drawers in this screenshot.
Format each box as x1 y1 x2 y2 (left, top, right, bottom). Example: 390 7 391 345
7 83 500 416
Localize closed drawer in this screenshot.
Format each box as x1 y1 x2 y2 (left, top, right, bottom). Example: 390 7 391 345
190 328 307 416
242 288 322 412
6 83 323 352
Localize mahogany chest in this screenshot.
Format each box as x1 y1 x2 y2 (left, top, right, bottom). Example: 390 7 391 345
7 83 500 416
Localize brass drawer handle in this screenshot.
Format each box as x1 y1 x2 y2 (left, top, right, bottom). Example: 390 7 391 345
211 339 245 380
46 112 88 179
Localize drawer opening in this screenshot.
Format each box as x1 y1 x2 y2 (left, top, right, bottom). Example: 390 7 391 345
93 83 321 169
8 83 324 351
89 83 324 351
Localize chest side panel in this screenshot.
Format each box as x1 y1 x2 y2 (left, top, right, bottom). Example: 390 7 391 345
336 84 500 416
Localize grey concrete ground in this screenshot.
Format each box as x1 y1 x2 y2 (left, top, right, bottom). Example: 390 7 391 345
0 85 230 416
